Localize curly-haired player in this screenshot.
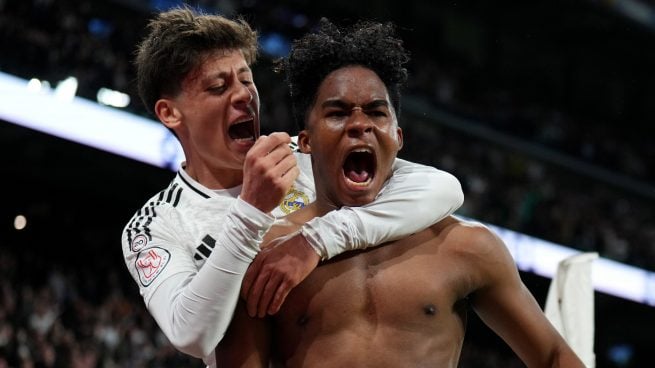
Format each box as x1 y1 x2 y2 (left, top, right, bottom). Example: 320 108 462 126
216 19 585 368
281 19 409 131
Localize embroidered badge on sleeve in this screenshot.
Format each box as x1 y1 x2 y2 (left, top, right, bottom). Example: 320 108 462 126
135 247 171 286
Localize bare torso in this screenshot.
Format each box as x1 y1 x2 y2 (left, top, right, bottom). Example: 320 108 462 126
270 217 478 368
218 209 582 368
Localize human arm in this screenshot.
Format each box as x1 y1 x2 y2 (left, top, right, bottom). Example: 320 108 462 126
303 158 464 259
243 158 463 317
465 225 585 367
122 197 273 359
121 133 298 358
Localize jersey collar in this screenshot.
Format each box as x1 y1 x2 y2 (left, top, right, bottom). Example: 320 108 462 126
176 162 242 199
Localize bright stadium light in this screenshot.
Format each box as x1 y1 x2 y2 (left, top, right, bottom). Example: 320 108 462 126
14 215 27 230
482 221 655 306
97 87 131 108
0 71 184 170
27 78 42 93
54 76 78 102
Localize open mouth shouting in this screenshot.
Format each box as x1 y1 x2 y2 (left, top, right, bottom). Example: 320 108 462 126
228 117 256 143
342 147 376 190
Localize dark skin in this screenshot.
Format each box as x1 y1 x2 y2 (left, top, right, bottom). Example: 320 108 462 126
217 66 584 368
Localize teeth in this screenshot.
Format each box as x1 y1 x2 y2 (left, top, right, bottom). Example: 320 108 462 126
232 118 253 125
352 148 372 153
345 177 372 186
234 137 254 142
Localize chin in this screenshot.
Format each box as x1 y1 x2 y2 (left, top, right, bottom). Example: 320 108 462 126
339 192 378 207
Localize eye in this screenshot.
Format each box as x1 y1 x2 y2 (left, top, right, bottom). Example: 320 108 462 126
239 70 254 86
326 110 348 118
367 110 388 117
207 85 227 94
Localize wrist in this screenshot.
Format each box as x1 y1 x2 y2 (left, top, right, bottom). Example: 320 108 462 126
295 232 321 266
299 226 327 261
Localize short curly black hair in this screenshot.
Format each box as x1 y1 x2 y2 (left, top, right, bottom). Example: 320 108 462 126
278 18 410 130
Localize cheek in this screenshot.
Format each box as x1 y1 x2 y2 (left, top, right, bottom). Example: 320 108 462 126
376 126 401 146
250 87 260 107
313 120 343 139
193 113 226 142
323 120 348 136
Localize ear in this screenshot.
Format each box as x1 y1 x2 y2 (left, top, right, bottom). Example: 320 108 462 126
298 130 312 154
396 127 404 151
154 98 182 130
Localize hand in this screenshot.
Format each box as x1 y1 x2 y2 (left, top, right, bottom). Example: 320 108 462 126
241 232 320 317
241 132 299 213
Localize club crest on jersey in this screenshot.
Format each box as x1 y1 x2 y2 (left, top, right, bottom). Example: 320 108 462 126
131 234 148 252
135 247 170 287
280 187 309 214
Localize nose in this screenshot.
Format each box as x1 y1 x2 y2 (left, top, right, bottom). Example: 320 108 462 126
232 80 253 107
346 108 374 138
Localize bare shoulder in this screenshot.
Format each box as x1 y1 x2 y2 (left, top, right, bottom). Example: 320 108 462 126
436 216 503 249
434 216 512 268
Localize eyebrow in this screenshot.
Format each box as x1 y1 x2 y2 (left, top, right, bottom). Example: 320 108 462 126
206 66 253 81
320 99 390 110
363 100 390 109
237 66 252 75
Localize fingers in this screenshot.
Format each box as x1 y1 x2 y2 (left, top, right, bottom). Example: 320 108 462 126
241 132 298 213
243 247 290 318
245 263 273 317
269 150 298 179
256 273 284 318
279 156 300 184
241 254 263 300
248 132 292 158
246 266 288 318
250 133 295 172
242 233 321 318
267 280 293 315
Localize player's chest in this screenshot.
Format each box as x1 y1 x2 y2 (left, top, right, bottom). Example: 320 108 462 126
285 245 469 327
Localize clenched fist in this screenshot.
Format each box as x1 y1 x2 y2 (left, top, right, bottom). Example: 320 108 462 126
240 132 299 213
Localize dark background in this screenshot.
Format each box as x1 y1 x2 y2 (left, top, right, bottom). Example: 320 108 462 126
1 0 654 366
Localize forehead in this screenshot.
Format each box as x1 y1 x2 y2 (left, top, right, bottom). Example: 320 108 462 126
315 66 390 103
184 49 251 86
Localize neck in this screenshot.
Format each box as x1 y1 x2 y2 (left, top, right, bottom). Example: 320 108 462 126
184 164 243 190
282 196 337 227
312 195 339 218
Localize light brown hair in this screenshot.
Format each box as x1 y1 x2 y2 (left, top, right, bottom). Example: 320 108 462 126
135 6 258 114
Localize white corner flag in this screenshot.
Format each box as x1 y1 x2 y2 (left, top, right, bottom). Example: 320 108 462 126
545 252 598 368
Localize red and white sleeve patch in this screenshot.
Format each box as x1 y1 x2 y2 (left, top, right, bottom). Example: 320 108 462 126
135 247 171 287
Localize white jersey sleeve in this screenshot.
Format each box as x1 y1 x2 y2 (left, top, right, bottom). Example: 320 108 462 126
300 158 464 259
122 185 273 361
